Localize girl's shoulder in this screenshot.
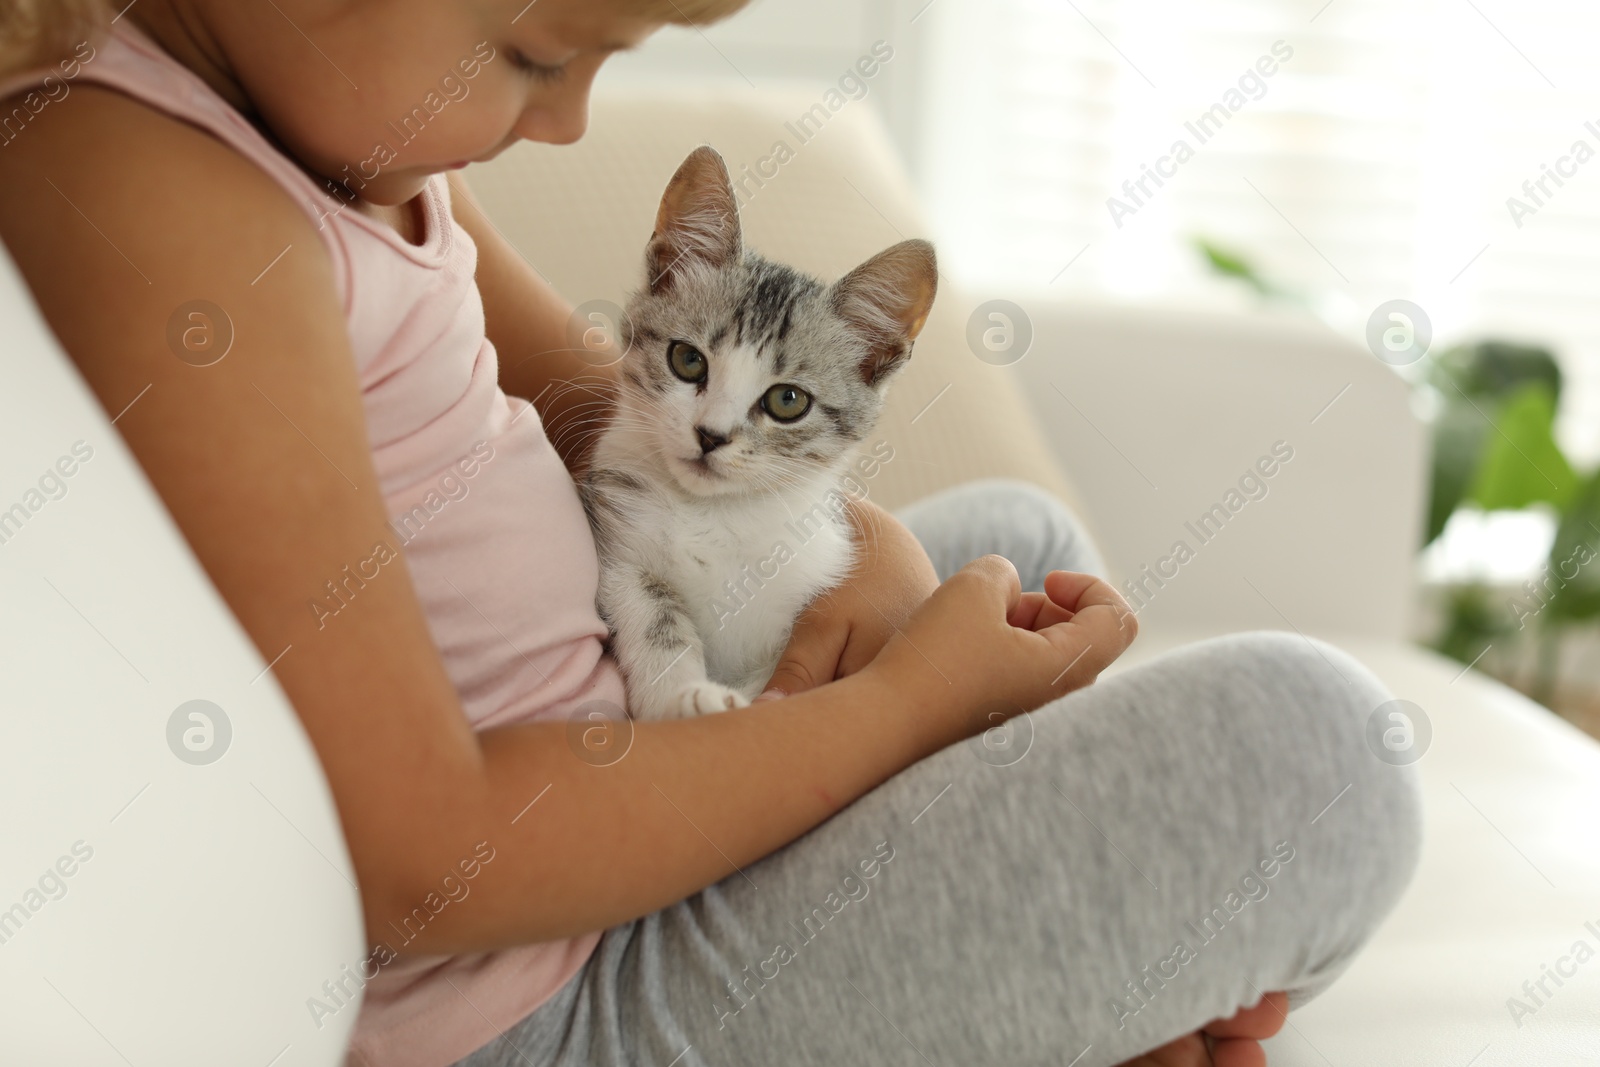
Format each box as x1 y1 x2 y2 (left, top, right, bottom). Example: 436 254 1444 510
0 80 340 340
3 77 308 194
1 21 352 275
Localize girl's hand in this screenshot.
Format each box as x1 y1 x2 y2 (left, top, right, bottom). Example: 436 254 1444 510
756 496 940 700
863 556 1138 744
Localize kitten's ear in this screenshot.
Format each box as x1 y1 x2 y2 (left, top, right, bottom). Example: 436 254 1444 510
645 146 742 294
831 239 938 385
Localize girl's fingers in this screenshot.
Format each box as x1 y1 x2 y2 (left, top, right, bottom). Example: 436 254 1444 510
1038 600 1135 663
757 605 848 700
971 554 1024 611
1011 590 1084 631
1008 591 1048 630
1042 569 1103 613
939 554 1024 616
1045 571 1137 630
1030 598 1076 631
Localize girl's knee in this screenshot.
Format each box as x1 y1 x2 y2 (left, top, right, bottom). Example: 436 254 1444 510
957 478 1107 582
1140 631 1424 1003
896 478 1107 587
1194 630 1388 725
1209 630 1424 916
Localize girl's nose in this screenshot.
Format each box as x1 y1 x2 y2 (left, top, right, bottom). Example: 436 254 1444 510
515 64 600 145
524 100 588 145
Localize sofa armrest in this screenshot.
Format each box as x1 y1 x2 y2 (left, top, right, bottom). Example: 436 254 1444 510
0 240 364 1067
1008 299 1428 642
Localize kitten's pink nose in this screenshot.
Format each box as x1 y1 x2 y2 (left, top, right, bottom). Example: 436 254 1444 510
696 426 731 455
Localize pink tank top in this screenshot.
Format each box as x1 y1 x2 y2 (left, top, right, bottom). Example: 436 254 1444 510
2 20 617 1067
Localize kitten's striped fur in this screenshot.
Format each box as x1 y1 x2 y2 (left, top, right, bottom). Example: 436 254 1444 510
578 146 937 719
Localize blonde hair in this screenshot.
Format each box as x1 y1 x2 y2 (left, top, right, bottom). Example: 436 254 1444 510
0 0 751 79
0 0 107 78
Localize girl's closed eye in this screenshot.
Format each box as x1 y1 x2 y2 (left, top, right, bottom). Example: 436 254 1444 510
506 46 568 84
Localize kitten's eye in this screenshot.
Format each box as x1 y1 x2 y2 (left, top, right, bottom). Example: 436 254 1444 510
667 341 707 384
761 383 812 422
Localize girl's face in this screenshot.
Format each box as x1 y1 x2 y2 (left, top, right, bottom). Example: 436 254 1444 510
197 0 660 205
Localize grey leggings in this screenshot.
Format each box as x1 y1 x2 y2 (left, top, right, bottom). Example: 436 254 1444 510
454 479 1423 1067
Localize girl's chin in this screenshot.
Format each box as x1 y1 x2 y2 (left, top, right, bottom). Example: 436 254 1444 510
330 171 440 206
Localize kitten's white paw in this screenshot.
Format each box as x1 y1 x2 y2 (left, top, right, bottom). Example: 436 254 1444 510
669 681 751 718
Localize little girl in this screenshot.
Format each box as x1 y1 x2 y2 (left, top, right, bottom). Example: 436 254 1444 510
0 3 1421 1066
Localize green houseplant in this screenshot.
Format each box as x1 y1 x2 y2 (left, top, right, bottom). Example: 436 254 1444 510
1196 239 1600 710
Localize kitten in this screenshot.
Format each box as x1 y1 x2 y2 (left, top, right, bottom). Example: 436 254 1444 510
578 145 937 720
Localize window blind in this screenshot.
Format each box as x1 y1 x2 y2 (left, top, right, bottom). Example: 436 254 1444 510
916 0 1600 464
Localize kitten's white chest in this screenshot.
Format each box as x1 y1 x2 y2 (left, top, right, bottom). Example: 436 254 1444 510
662 493 854 693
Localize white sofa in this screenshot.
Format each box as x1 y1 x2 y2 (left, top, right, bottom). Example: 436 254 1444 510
3 88 1597 1065
0 250 365 1062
